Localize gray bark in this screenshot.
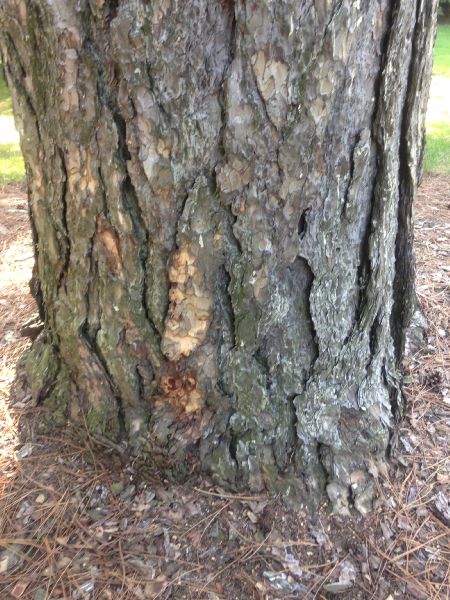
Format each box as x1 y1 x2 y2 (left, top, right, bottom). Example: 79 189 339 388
0 0 438 513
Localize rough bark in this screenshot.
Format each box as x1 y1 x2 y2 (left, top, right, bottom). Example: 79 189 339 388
0 0 438 514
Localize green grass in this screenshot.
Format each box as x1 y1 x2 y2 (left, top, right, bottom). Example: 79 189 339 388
424 24 450 174
431 23 450 78
0 72 14 117
0 142 25 184
0 71 25 184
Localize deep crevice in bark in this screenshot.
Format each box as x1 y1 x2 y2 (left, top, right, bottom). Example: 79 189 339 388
286 393 300 470
217 264 236 351
81 324 127 441
369 310 382 357
83 233 98 342
341 133 359 219
293 256 319 375
297 208 309 239
112 109 162 350
354 0 398 332
105 0 119 24
228 433 238 462
253 347 271 392
56 146 70 294
391 0 427 362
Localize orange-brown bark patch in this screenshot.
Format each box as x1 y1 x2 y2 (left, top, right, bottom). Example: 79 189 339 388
156 370 202 414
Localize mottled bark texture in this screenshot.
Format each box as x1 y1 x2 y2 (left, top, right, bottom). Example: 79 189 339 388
0 0 438 513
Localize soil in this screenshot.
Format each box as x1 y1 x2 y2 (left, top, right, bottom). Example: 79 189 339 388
0 176 448 600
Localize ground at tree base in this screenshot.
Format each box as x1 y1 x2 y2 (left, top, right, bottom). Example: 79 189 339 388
0 176 448 599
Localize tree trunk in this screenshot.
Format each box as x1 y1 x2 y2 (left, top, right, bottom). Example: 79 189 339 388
0 0 438 513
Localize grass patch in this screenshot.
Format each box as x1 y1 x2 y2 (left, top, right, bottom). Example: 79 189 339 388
432 23 450 78
424 119 450 175
424 24 450 174
0 143 26 184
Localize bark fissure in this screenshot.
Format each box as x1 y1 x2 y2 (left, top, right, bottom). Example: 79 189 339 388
352 0 398 333
391 0 438 360
82 326 127 441
82 232 98 342
122 175 161 345
114 112 162 349
391 7 420 360
217 264 236 351
56 146 71 294
324 0 344 34
340 133 359 219
297 208 310 239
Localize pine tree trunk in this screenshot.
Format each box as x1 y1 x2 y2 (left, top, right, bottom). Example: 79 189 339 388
0 0 438 513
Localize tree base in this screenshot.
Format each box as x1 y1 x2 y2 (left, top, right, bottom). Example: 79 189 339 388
24 333 394 515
